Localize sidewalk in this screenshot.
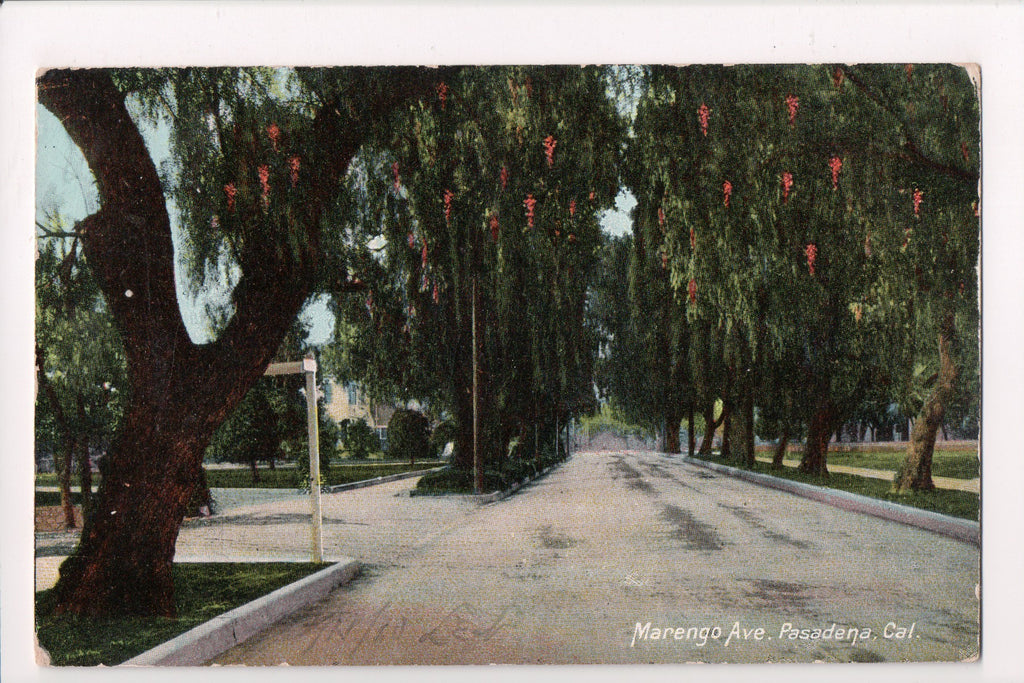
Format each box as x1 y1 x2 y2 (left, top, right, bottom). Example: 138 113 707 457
753 456 980 493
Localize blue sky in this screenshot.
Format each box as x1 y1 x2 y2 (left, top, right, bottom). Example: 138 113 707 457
36 103 635 348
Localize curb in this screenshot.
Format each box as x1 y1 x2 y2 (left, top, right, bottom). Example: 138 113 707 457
123 559 360 666
322 466 446 494
678 456 979 547
474 463 558 504
410 459 567 503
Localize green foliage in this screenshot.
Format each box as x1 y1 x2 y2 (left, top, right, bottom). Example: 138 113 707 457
324 66 624 471
340 418 381 460
428 419 457 458
602 64 980 459
35 562 323 666
35 234 126 467
205 382 279 475
386 408 430 462
578 403 650 440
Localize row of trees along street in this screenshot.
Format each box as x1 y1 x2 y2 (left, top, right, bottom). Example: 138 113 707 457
593 64 978 479
34 65 978 619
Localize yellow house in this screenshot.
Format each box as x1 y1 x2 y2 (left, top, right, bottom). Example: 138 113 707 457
323 379 393 446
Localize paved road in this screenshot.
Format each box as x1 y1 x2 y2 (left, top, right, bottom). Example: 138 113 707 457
210 449 979 665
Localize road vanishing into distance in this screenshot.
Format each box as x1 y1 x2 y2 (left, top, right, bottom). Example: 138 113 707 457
202 447 979 665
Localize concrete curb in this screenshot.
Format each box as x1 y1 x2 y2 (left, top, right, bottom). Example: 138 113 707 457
474 463 558 504
123 559 360 666
321 466 446 494
678 456 979 547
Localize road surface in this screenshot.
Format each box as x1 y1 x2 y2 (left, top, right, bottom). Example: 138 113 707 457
206 448 978 665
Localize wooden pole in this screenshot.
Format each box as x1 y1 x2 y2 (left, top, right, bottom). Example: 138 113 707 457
305 365 324 563
266 359 324 563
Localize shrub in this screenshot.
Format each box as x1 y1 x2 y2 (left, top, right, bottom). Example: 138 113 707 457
387 409 430 464
341 418 380 460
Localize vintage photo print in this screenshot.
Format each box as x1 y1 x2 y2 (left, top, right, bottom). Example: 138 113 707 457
4 3 1024 683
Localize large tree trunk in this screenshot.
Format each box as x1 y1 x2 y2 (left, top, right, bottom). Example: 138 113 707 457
727 390 755 467
897 314 958 491
698 402 724 457
720 404 732 460
38 68 400 616
800 397 838 477
662 406 682 454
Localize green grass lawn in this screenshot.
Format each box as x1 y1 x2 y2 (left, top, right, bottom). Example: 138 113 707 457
696 453 978 521
815 448 978 479
36 562 324 666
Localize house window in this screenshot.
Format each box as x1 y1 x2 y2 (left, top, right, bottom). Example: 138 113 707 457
346 383 360 405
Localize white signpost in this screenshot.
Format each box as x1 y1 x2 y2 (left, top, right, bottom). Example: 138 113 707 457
264 357 324 563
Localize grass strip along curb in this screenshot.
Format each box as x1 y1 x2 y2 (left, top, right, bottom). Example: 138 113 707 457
322 466 446 494
679 456 979 547
123 559 359 666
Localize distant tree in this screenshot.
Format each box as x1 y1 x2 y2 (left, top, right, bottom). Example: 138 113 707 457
205 382 279 483
340 418 380 460
386 409 431 465
35 228 126 527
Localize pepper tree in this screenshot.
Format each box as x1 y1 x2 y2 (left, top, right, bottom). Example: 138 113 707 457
328 66 623 479
620 64 978 479
37 66 453 617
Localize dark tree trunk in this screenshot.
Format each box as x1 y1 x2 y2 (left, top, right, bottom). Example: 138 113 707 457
772 429 790 469
898 314 958 491
38 68 404 616
663 407 682 454
698 402 724 457
800 397 838 477
724 387 757 466
720 405 732 460
687 403 696 458
877 422 894 442
249 456 260 484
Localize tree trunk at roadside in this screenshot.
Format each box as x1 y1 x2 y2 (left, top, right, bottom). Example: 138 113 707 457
698 402 725 457
800 397 838 477
772 429 790 469
663 407 682 454
897 313 958 491
721 404 732 460
726 391 754 467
